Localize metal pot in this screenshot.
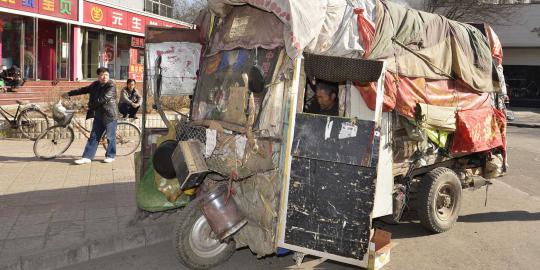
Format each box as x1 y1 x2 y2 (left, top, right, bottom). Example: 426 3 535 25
200 185 247 240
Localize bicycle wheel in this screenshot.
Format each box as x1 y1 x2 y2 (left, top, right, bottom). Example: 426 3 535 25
33 125 74 159
102 122 141 156
17 108 50 140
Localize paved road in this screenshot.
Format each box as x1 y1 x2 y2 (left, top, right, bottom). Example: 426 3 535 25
62 126 540 270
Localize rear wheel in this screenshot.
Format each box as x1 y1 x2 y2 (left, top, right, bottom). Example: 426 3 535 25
417 167 462 233
102 122 141 156
173 199 236 270
17 108 49 140
33 125 74 159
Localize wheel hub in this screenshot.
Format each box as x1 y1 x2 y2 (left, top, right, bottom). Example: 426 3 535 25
189 215 228 258
435 184 456 221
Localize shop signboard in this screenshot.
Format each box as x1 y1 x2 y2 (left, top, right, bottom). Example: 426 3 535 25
131 37 144 48
0 0 79 21
83 2 184 34
129 63 143 81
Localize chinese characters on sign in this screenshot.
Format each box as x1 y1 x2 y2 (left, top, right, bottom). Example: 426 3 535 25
0 0 78 21
90 6 103 22
0 1 181 32
42 0 54 12
112 12 124 26
22 0 34 8
60 0 71 15
83 2 183 33
131 37 144 48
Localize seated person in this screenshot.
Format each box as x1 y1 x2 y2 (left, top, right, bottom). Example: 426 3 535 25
1 65 23 90
118 79 142 119
306 80 339 116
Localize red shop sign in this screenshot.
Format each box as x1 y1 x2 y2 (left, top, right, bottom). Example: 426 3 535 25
0 0 79 21
131 36 144 48
83 2 184 34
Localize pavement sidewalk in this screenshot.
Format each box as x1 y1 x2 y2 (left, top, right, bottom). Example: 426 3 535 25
507 107 540 128
0 139 176 270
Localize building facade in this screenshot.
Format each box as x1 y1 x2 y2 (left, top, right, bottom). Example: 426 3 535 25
492 2 540 107
0 0 189 82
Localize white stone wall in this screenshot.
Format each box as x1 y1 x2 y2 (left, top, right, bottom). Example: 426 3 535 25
492 4 540 47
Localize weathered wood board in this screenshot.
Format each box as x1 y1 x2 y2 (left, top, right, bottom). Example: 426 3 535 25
292 113 377 167
284 113 379 261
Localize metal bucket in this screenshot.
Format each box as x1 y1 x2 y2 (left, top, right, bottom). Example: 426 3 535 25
201 185 247 240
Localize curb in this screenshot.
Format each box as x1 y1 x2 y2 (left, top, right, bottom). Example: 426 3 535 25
507 122 540 128
0 222 174 270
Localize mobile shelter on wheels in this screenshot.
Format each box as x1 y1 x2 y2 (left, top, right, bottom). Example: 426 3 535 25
134 0 508 269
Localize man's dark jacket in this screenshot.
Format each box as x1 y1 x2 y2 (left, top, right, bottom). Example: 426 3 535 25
67 81 118 124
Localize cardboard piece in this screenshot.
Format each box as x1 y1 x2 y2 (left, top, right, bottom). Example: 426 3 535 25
368 229 398 270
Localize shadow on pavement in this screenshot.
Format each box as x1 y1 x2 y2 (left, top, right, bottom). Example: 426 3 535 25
0 182 139 263
0 155 78 164
374 221 431 239
458 211 540 222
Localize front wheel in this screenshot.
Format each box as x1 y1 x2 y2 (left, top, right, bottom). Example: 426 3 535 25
173 199 236 270
417 167 462 233
33 125 74 159
17 108 49 140
102 122 141 156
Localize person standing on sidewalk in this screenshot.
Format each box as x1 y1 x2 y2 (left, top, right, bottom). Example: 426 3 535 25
62 67 118 164
118 79 141 119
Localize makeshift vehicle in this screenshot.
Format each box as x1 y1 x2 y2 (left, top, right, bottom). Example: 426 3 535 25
134 0 508 269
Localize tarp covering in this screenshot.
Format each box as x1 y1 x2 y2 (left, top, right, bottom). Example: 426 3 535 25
450 107 506 154
208 0 375 58
367 1 500 93
355 73 493 118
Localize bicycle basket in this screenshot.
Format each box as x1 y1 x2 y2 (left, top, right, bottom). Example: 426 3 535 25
52 102 73 126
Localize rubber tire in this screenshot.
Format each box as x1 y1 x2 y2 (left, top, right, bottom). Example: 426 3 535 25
101 122 141 156
17 108 49 140
417 167 462 233
173 198 236 270
33 125 75 159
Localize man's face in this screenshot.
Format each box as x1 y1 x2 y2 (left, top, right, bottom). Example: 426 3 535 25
98 71 110 84
127 81 136 90
315 89 336 110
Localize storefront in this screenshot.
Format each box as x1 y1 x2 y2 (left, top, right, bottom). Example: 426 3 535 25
0 0 187 82
492 3 540 107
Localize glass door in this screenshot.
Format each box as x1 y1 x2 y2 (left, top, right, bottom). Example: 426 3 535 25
83 30 100 79
103 33 116 79
55 23 70 80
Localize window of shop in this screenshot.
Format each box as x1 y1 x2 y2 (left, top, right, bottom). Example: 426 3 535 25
117 35 130 80
56 23 70 80
82 29 101 79
0 14 38 80
0 13 23 70
505 65 540 107
82 29 145 81
145 0 173 18
23 17 35 79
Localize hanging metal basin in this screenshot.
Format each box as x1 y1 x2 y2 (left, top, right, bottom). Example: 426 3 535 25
200 185 247 240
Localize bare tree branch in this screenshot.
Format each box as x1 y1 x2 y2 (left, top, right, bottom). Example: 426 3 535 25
417 0 522 25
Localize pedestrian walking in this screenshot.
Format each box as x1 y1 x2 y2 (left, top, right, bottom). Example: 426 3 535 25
62 67 118 164
118 78 141 119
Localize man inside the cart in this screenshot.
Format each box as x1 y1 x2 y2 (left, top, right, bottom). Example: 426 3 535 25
306 80 339 116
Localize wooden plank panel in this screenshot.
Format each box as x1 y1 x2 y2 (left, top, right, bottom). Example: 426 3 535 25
284 157 376 260
292 113 377 167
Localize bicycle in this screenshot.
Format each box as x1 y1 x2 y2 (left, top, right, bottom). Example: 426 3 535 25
0 100 49 140
33 100 141 159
